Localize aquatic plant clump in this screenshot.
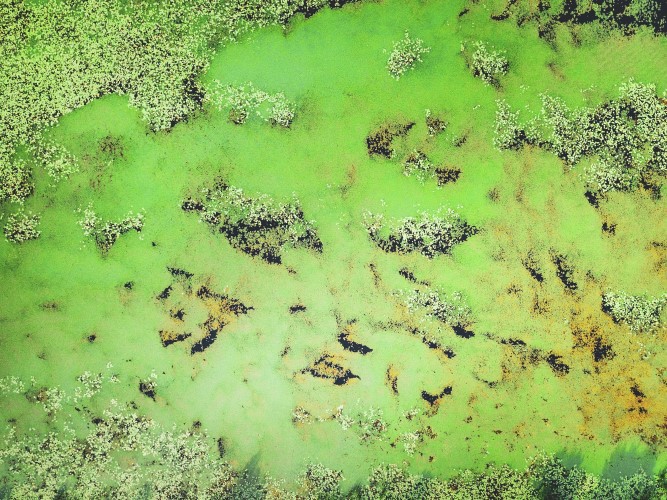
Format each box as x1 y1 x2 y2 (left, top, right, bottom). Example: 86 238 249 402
182 182 322 264
468 41 509 86
602 291 667 333
3 210 41 244
403 150 436 182
297 463 344 499
386 31 430 79
0 160 33 205
406 289 474 329
32 142 78 183
365 209 478 258
494 81 667 197
77 204 145 254
208 81 296 127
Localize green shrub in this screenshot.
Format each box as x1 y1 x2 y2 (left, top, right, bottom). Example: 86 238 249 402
386 31 430 79
403 150 436 181
32 142 78 183
208 81 296 127
494 100 527 150
494 81 667 197
182 182 321 264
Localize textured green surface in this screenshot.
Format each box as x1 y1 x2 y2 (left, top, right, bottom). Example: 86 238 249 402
1 0 666 491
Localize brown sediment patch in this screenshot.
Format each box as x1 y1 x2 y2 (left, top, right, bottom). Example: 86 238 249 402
156 269 252 353
386 365 399 395
647 241 667 274
159 330 192 347
301 353 359 386
339 163 357 197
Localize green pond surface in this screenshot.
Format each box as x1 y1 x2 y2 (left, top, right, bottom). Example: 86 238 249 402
1 0 666 490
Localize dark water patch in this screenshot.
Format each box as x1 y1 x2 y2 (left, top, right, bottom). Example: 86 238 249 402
181 199 205 212
522 255 544 283
157 285 172 300
338 330 372 355
584 190 600 208
289 304 306 314
159 330 192 347
190 323 218 355
139 381 156 400
167 267 193 279
399 267 417 282
551 252 578 291
499 337 527 348
546 354 570 376
87 334 97 343
170 309 185 321
593 338 615 362
123 281 134 290
301 354 360 385
630 385 646 399
453 325 475 338
602 221 616 235
421 386 452 406
435 166 461 186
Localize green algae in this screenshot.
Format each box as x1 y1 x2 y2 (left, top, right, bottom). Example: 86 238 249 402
0 0 666 495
